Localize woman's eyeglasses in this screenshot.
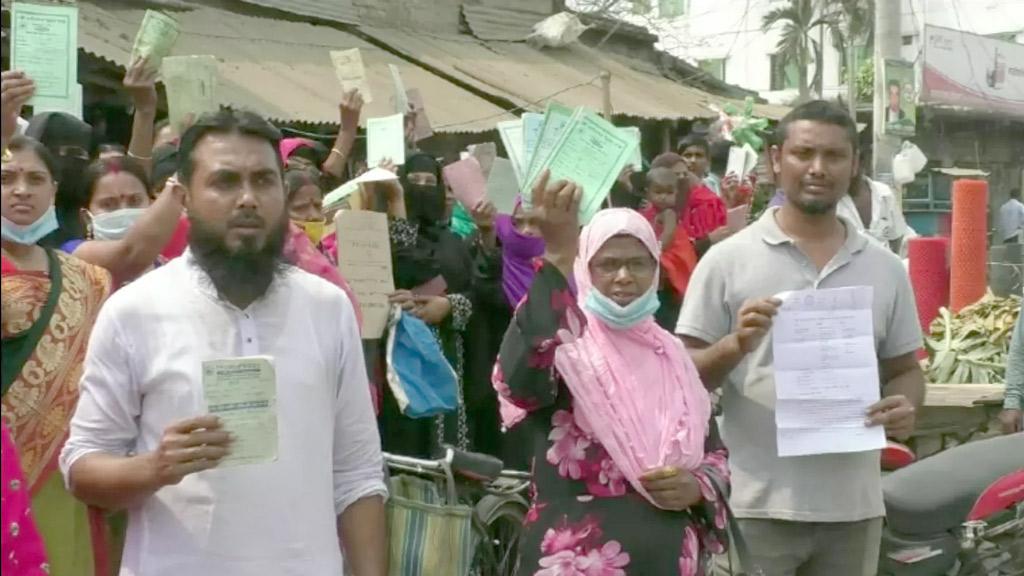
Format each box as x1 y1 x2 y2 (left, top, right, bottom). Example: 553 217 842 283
591 257 656 278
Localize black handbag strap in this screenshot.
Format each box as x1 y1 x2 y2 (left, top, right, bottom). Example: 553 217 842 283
707 472 764 576
2 249 63 397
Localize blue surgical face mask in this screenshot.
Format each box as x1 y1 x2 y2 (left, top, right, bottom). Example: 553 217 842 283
1 206 59 245
89 208 147 241
584 285 660 330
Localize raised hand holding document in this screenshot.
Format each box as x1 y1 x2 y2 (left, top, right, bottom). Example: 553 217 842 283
772 286 887 457
203 357 278 467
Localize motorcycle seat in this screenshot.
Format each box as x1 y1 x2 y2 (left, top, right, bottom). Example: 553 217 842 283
883 433 1024 537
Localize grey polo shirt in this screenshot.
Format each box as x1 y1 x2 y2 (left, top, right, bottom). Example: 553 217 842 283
677 207 922 522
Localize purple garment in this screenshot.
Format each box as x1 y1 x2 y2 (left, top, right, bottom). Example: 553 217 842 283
60 238 85 254
495 214 545 307
768 189 787 208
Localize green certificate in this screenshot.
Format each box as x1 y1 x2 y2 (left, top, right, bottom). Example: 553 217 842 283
11 2 78 112
520 102 575 204
202 357 278 468
162 55 219 130
131 10 181 74
531 109 634 224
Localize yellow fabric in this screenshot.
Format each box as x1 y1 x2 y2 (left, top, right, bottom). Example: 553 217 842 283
294 219 326 245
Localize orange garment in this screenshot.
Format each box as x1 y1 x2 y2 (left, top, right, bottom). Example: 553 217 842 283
637 208 699 298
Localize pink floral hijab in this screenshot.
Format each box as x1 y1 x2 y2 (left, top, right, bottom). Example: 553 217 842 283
553 208 711 508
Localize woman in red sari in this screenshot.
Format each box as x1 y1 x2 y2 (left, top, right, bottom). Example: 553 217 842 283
2 136 112 575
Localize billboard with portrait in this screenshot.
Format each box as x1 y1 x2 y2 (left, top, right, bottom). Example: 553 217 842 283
883 59 916 137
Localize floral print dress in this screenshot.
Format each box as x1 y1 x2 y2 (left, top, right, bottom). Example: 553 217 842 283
493 263 730 576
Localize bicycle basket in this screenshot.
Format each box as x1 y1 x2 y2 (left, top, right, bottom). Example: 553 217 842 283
387 474 476 576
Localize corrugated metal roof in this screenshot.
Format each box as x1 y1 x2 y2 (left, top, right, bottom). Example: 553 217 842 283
360 28 789 122
75 1 513 131
236 0 359 26
461 4 548 42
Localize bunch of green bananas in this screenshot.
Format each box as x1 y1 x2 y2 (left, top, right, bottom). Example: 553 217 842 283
924 292 1021 384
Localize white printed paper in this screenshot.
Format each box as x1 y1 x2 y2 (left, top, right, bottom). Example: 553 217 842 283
772 286 886 457
497 119 525 185
366 114 405 167
203 357 278 467
726 143 758 180
322 167 399 208
521 113 544 172
388 64 409 115
618 126 642 171
329 48 373 103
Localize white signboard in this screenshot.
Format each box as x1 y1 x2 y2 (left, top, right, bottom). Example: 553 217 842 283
922 25 1024 117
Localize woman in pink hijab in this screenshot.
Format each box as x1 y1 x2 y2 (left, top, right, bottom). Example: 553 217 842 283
492 172 730 575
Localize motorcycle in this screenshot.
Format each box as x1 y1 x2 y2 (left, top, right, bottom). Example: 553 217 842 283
879 433 1024 575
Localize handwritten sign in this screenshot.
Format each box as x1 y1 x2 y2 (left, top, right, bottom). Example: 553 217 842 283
162 55 218 130
329 48 373 103
334 210 395 339
11 2 78 112
131 10 180 74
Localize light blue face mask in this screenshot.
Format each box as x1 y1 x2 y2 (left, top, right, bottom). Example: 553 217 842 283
1 206 59 245
90 207 147 241
584 285 660 330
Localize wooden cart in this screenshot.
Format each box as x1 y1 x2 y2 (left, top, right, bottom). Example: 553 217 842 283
909 383 1007 457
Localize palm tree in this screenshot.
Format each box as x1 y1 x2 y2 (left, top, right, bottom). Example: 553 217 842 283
822 0 875 117
761 0 834 102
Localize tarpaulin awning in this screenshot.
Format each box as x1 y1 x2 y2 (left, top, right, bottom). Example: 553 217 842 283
359 27 789 124
75 1 515 131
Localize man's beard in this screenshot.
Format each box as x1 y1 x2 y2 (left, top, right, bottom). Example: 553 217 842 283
188 212 289 304
791 195 837 216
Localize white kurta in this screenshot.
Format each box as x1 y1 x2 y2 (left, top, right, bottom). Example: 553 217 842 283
60 252 386 576
837 177 916 256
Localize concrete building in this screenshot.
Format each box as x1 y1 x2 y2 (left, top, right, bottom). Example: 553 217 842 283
580 0 1024 106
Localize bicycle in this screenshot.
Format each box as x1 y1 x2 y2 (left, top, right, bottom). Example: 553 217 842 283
384 448 531 576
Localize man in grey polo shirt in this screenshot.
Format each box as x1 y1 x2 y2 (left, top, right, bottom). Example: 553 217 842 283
677 100 925 575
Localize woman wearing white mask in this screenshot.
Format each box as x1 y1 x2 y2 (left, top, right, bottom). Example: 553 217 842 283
492 172 731 575
1 136 113 575
61 156 184 286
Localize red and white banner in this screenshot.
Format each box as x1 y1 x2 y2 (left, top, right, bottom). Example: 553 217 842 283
922 25 1024 117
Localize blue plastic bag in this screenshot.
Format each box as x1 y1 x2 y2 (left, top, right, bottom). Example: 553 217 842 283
385 306 458 418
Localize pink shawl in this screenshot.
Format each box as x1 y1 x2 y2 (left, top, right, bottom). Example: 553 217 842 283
553 208 711 507
279 138 314 166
